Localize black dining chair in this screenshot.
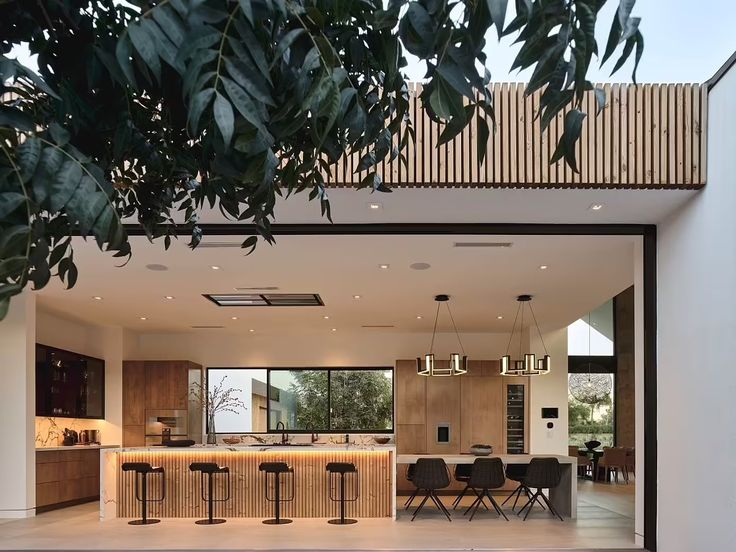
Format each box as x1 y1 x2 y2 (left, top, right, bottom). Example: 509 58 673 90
451 464 473 510
502 463 543 511
404 464 418 510
410 458 452 521
463 458 508 521
517 457 564 521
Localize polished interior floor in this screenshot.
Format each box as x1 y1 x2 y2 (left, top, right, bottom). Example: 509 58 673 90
0 481 636 551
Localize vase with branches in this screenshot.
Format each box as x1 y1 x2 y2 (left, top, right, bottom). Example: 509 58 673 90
191 375 247 445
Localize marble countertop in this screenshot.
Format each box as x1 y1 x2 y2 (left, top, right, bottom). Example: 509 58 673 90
104 443 395 453
36 444 121 451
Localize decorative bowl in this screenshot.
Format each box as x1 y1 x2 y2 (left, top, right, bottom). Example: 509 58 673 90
373 436 391 445
469 444 493 456
584 440 601 451
222 437 241 445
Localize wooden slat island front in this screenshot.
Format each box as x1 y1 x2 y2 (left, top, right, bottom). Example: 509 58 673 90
101 445 395 520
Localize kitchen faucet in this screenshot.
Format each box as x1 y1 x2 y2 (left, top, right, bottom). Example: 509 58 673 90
306 424 319 443
276 421 288 444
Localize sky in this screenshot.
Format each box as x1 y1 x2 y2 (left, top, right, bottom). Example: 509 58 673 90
9 1 736 85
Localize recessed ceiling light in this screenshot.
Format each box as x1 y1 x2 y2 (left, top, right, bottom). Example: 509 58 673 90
145 263 168 271
410 262 431 270
249 329 255 333
539 265 548 270
210 265 221 270
416 315 423 319
331 328 337 332
231 316 238 320
379 264 390 269
368 203 382 210
139 317 147 321
497 315 504 320
164 295 175 300
92 296 103 301
323 315 330 319
589 203 604 211
353 295 362 299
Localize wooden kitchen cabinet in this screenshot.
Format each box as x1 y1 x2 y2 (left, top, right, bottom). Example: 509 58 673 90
122 360 202 446
35 448 100 512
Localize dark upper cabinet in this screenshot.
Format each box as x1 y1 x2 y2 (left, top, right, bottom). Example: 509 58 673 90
36 344 105 419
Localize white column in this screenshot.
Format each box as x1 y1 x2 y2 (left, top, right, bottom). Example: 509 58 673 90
0 292 36 518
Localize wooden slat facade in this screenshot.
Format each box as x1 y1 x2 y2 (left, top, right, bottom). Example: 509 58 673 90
323 83 707 189
116 449 393 518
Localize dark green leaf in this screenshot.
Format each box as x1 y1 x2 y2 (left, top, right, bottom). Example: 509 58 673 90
220 76 264 130
16 137 41 182
486 0 508 38
271 29 305 68
0 106 34 131
477 115 490 165
213 92 235 146
115 33 137 86
128 21 161 81
436 61 475 100
0 192 25 218
188 88 215 135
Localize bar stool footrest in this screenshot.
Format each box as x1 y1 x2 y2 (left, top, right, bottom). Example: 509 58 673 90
195 518 226 525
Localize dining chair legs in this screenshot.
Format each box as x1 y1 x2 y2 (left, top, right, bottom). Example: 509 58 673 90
503 484 545 511
463 489 509 521
411 490 451 521
404 488 419 510
452 485 489 511
518 489 564 522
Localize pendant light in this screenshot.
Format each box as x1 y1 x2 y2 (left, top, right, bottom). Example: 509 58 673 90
500 295 551 376
417 294 468 376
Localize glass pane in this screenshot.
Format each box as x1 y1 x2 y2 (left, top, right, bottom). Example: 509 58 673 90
567 300 614 355
329 369 393 431
207 368 267 433
568 373 615 447
269 370 328 431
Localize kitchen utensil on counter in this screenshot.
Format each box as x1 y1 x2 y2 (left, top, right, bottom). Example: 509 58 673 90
62 428 78 446
79 429 101 445
469 444 493 456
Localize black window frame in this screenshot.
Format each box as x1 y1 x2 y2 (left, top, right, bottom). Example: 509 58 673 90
206 366 394 434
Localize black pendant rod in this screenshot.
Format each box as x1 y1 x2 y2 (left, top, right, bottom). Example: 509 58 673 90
445 302 466 355
429 300 441 354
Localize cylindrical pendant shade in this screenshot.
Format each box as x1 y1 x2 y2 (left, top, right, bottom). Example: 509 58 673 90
500 355 511 375
538 354 551 374
524 353 536 374
450 353 467 375
417 354 433 376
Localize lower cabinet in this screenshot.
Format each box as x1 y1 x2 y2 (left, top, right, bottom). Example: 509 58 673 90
36 449 100 512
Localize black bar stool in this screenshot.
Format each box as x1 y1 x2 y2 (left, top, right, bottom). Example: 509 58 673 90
259 462 294 525
326 462 358 525
189 462 231 525
121 462 165 525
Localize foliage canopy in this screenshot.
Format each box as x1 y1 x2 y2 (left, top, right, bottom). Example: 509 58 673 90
0 0 642 318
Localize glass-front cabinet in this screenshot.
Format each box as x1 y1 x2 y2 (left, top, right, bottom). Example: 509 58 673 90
504 380 529 454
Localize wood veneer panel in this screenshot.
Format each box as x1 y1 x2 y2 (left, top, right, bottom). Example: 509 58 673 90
395 360 425 425
116 450 393 518
123 425 145 447
424 366 461 454
460 376 503 453
122 361 145 425
396 424 426 454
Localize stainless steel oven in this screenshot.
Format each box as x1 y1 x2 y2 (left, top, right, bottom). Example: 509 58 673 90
145 409 188 445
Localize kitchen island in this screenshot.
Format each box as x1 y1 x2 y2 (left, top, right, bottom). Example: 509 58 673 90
101 444 396 520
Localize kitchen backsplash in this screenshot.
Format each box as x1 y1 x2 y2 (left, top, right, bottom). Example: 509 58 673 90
35 417 107 447
214 433 394 445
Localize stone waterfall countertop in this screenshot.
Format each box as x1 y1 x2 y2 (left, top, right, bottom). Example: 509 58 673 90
104 443 396 453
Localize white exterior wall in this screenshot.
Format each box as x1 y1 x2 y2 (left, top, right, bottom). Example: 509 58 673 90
657 65 736 550
0 292 36 517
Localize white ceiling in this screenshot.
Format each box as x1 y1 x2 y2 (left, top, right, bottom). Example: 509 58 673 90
36 233 636 336
195 187 698 225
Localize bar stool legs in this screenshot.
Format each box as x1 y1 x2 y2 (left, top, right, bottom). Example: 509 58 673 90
121 462 165 525
259 462 294 525
189 463 230 525
326 462 358 525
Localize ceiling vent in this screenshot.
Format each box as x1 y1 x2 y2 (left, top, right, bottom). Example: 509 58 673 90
234 286 280 291
190 325 224 329
204 293 324 307
453 241 513 248
361 324 396 328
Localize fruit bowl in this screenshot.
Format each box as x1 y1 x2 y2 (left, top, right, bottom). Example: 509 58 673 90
469 444 493 456
373 436 391 445
222 437 241 445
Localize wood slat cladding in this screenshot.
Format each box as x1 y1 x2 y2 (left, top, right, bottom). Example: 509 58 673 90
116 450 392 518
323 83 706 189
